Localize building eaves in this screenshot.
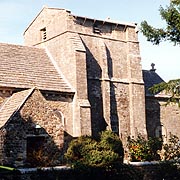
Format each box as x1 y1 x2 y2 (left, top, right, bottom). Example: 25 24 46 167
24 6 136 35
71 14 136 28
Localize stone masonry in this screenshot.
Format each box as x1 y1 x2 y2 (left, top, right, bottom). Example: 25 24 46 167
0 89 64 167
2 7 176 167
24 7 146 140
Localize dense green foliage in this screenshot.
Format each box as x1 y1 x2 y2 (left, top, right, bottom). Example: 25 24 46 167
65 130 124 168
141 0 180 102
141 0 180 45
161 133 180 160
127 133 180 162
149 79 180 106
127 134 162 162
127 134 162 161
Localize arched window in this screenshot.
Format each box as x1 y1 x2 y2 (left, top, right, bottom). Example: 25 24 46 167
53 109 65 126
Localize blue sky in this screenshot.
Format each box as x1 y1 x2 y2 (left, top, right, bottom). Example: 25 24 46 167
0 0 179 81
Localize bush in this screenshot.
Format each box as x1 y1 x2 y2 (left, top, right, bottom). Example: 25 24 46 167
65 130 124 168
161 133 180 161
127 134 162 162
99 130 124 161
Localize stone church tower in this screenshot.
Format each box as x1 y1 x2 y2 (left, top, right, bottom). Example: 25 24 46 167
24 7 146 140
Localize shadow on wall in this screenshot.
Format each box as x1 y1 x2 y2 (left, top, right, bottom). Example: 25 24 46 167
85 43 107 136
1 112 65 168
106 45 119 135
84 41 119 136
145 98 163 139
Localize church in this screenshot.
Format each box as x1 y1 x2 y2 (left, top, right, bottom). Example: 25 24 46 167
0 7 179 167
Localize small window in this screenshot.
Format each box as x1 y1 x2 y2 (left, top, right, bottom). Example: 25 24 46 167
93 25 101 34
53 109 65 126
40 27 47 41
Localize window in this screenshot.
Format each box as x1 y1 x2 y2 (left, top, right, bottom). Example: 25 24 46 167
53 109 65 126
40 27 47 41
93 25 101 34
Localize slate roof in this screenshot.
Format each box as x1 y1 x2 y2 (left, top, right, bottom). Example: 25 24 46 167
142 70 165 96
0 88 34 128
0 43 73 93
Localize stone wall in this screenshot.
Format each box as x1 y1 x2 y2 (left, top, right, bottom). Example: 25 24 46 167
24 8 69 46
80 32 145 138
145 97 161 138
2 162 180 180
42 92 74 136
0 90 64 167
146 97 180 140
23 7 146 140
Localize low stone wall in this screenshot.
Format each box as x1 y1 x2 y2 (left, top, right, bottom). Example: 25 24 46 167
0 166 72 180
1 162 180 180
130 161 180 180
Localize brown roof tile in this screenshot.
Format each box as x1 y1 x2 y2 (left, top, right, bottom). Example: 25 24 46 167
0 43 74 93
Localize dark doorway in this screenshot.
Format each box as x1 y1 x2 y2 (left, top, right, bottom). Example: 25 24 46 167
26 136 45 166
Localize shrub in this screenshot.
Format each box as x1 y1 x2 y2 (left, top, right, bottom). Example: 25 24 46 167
127 134 162 162
161 133 180 161
99 130 124 161
65 130 124 168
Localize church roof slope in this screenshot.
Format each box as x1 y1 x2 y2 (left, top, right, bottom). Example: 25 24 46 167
0 43 73 93
143 69 165 96
0 88 34 128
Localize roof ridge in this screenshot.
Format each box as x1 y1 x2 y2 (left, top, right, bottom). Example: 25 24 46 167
0 95 12 112
0 42 45 51
12 88 35 114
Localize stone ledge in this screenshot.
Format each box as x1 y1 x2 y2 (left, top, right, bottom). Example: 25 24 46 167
17 165 71 174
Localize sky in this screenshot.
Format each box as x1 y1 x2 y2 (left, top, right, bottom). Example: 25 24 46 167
0 0 179 81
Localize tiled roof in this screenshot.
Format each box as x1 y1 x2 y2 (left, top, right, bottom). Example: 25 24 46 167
142 70 165 96
0 43 73 93
0 88 34 128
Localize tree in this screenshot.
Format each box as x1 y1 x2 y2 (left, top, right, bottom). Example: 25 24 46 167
141 0 180 102
141 0 180 45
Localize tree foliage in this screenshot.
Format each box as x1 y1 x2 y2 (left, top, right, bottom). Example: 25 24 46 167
65 130 124 168
149 79 180 106
141 1 180 102
141 0 180 45
162 133 180 161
